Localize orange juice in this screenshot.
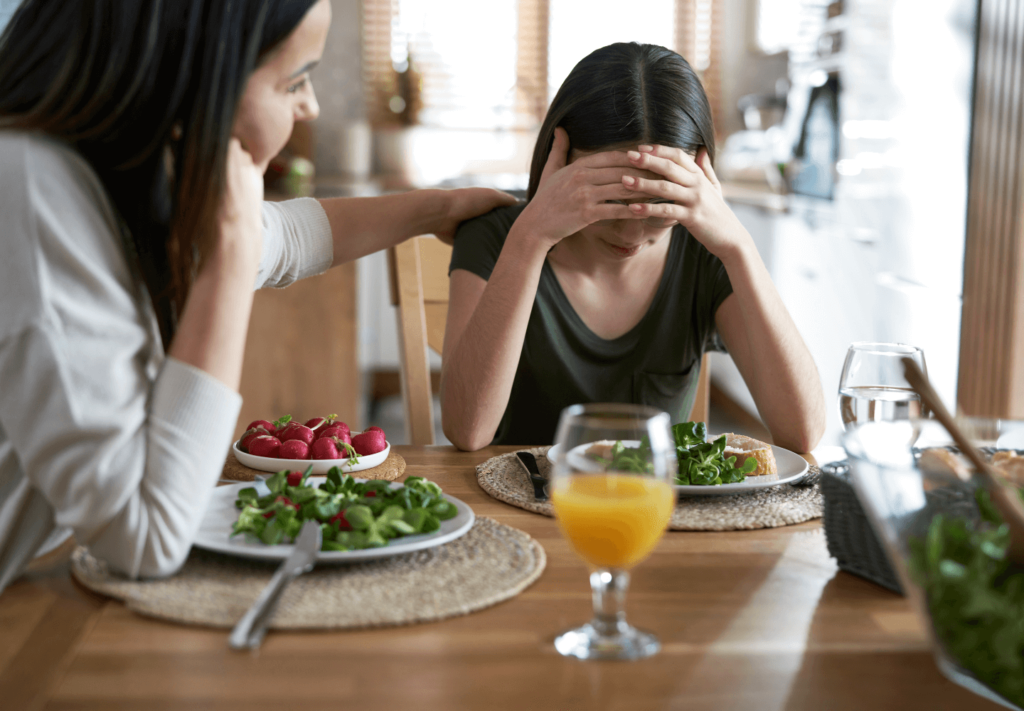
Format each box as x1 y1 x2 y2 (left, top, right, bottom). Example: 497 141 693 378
551 474 674 569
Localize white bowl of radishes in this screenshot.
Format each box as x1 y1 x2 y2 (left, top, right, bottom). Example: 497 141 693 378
233 415 390 475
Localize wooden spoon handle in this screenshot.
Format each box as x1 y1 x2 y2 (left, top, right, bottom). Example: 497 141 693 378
902 357 1024 565
901 357 992 477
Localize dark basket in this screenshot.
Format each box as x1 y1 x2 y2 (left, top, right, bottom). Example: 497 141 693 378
821 460 903 594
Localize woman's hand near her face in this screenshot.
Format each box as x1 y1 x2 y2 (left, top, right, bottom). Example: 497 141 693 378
168 139 264 392
215 138 265 274
511 127 646 252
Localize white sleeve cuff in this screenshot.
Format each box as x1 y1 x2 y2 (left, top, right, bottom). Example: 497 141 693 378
256 198 334 289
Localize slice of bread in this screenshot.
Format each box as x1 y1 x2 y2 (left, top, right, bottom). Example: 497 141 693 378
919 448 971 481
993 451 1024 486
714 433 778 480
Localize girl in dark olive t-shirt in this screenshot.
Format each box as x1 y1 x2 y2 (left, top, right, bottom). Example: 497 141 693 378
441 42 826 452
450 202 732 445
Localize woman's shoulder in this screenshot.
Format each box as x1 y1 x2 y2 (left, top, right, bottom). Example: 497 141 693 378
0 131 132 338
0 130 114 217
1 130 93 176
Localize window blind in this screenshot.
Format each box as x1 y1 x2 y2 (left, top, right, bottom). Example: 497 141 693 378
363 0 723 132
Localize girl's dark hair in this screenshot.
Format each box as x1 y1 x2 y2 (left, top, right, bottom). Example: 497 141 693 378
0 0 318 344
528 43 714 199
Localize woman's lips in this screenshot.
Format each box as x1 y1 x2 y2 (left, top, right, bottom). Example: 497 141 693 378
604 241 642 258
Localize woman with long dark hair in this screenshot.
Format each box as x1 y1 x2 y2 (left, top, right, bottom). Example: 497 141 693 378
0 0 513 591
441 43 825 451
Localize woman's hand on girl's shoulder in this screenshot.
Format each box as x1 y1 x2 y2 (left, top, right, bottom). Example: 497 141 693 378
432 187 518 245
622 145 752 261
513 127 646 251
215 138 264 273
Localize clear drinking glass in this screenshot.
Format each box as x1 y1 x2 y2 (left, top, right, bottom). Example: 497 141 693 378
548 403 677 661
838 342 928 432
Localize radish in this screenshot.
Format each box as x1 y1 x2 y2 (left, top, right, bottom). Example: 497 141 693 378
279 440 310 460
279 424 315 446
245 415 291 436
245 420 276 435
239 427 266 452
304 414 338 434
352 429 387 456
310 437 340 460
318 425 351 445
248 435 282 458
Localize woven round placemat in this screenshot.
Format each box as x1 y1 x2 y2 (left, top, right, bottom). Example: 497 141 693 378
70 516 545 630
477 447 823 531
221 448 406 483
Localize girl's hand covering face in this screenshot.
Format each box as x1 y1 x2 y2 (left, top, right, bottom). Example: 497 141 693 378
622 145 748 258
519 127 650 250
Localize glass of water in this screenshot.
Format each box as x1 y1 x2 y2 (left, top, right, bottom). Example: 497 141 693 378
838 342 927 431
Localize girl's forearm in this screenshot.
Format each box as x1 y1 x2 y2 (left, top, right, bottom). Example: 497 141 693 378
441 234 549 451
718 241 826 452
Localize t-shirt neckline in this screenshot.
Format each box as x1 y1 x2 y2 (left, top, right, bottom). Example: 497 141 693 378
541 228 683 349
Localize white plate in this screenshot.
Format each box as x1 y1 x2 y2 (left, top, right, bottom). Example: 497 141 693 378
233 437 390 475
674 446 808 496
545 441 809 496
194 480 475 562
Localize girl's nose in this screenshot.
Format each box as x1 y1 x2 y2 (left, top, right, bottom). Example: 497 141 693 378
615 218 644 241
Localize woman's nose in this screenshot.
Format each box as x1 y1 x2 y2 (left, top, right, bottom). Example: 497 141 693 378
297 89 320 122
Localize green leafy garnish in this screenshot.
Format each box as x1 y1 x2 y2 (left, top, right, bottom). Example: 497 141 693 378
589 421 756 486
231 468 458 551
672 422 757 486
908 488 1024 706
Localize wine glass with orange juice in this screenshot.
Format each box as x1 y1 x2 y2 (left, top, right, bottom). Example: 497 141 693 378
549 403 677 660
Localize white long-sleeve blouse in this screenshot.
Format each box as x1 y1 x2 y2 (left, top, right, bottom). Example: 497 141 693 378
0 131 334 591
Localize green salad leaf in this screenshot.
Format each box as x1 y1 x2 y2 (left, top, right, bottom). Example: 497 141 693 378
672 422 757 486
231 468 459 552
589 421 758 486
908 488 1024 707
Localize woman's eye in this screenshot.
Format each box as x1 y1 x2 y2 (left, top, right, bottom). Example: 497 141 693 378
287 77 309 94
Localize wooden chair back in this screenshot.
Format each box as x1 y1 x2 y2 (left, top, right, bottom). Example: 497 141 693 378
388 235 711 445
388 236 452 445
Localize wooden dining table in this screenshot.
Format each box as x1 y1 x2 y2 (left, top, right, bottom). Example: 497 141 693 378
0 445 1006 711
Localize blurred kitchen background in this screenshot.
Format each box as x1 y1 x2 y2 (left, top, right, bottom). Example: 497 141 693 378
250 0 982 458
273 0 979 459
0 0 995 457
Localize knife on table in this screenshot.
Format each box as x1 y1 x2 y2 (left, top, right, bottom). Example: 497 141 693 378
515 451 549 501
229 519 322 650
